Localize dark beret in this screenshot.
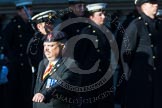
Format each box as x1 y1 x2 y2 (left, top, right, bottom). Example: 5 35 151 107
44 31 67 43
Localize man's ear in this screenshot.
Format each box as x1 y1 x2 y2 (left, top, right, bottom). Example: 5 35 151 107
61 43 65 49
89 15 93 20
61 43 66 56
37 23 42 29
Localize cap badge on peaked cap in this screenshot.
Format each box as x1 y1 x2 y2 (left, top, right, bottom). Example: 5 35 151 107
47 33 52 42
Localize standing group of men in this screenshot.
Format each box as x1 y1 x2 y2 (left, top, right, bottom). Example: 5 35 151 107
31 1 114 108
0 0 162 108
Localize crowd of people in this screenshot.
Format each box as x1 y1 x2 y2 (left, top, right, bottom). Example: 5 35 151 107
0 0 162 108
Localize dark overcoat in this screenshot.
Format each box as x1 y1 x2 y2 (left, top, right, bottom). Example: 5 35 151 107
61 12 88 40
1 15 34 108
121 13 162 108
78 21 115 108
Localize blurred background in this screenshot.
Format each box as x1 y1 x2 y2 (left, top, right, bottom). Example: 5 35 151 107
0 0 162 30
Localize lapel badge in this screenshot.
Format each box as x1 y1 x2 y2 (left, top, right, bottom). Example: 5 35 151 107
56 64 60 67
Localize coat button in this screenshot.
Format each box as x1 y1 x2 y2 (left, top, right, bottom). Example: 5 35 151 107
152 56 156 59
97 49 100 52
148 33 152 36
20 53 23 57
76 29 80 33
13 19 16 22
138 17 142 20
150 44 154 47
18 25 21 28
153 67 156 71
0 46 4 50
20 63 24 66
19 35 22 38
20 44 23 47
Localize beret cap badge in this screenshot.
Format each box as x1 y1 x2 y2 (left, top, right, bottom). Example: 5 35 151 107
47 33 52 42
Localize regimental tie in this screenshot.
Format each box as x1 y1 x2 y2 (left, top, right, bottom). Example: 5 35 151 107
42 62 54 80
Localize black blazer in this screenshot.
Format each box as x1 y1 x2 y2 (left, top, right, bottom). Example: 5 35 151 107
33 57 81 108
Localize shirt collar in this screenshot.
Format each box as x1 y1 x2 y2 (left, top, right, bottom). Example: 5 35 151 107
50 57 60 66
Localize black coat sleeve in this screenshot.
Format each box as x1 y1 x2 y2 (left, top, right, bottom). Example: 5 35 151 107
120 20 138 80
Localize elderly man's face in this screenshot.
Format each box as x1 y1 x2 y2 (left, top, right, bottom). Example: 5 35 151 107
141 1 158 18
43 42 63 61
70 3 86 17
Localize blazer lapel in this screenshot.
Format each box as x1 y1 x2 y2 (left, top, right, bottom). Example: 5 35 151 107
36 59 48 92
40 58 63 88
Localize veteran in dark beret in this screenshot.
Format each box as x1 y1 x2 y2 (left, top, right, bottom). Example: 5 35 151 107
121 0 162 108
32 31 81 108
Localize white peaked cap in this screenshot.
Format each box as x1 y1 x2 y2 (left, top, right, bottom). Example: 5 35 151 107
31 10 57 24
32 10 56 20
86 3 107 12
